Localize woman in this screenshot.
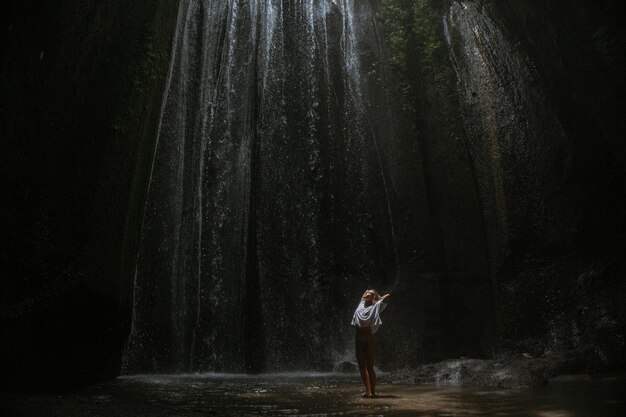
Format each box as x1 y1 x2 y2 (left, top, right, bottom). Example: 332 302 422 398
351 289 391 397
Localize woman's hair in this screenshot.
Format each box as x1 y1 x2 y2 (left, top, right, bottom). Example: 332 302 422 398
366 289 381 301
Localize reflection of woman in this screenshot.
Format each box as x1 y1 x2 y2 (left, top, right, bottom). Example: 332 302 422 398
351 289 391 397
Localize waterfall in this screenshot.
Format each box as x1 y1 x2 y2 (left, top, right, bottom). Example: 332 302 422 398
123 0 419 374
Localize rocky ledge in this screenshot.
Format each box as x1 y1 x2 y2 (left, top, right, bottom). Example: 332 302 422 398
381 349 609 389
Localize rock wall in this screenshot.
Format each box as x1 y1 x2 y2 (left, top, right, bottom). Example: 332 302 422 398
380 0 625 369
1 0 180 386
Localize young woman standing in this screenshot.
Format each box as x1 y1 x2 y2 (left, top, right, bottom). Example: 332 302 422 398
351 289 391 397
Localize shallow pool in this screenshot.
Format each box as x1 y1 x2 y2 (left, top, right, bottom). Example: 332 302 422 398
2 373 624 416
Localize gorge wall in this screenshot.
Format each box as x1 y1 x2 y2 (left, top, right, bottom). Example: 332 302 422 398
1 0 181 385
382 0 625 368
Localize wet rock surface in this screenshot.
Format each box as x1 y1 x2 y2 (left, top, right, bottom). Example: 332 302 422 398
380 0 626 372
386 359 547 389
384 349 626 389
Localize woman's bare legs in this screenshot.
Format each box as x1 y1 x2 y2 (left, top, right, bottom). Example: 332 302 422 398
356 344 372 396
367 340 376 395
355 327 376 397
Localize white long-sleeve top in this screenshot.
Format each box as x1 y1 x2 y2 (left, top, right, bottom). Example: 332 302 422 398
351 299 388 334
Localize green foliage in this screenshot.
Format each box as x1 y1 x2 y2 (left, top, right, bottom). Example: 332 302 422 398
380 0 411 72
380 0 451 95
133 32 167 95
411 0 446 81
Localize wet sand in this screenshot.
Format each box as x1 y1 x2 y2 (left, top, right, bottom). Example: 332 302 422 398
2 373 625 416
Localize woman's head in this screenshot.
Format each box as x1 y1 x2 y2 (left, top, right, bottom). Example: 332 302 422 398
362 289 380 304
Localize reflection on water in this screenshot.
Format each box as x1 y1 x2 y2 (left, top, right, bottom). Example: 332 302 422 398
2 373 625 416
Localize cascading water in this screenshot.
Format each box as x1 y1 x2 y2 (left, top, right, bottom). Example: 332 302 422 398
123 0 424 374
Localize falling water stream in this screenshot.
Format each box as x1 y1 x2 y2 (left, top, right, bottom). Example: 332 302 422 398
124 0 419 374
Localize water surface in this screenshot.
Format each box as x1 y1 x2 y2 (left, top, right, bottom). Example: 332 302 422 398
2 373 625 416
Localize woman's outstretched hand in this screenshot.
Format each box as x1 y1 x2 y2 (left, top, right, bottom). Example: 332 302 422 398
379 293 391 303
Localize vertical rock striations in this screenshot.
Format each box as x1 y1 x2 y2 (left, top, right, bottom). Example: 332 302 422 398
381 0 625 368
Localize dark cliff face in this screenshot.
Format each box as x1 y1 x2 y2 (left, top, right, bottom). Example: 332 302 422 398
383 0 625 368
483 0 626 367
1 0 180 386
1 0 624 386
